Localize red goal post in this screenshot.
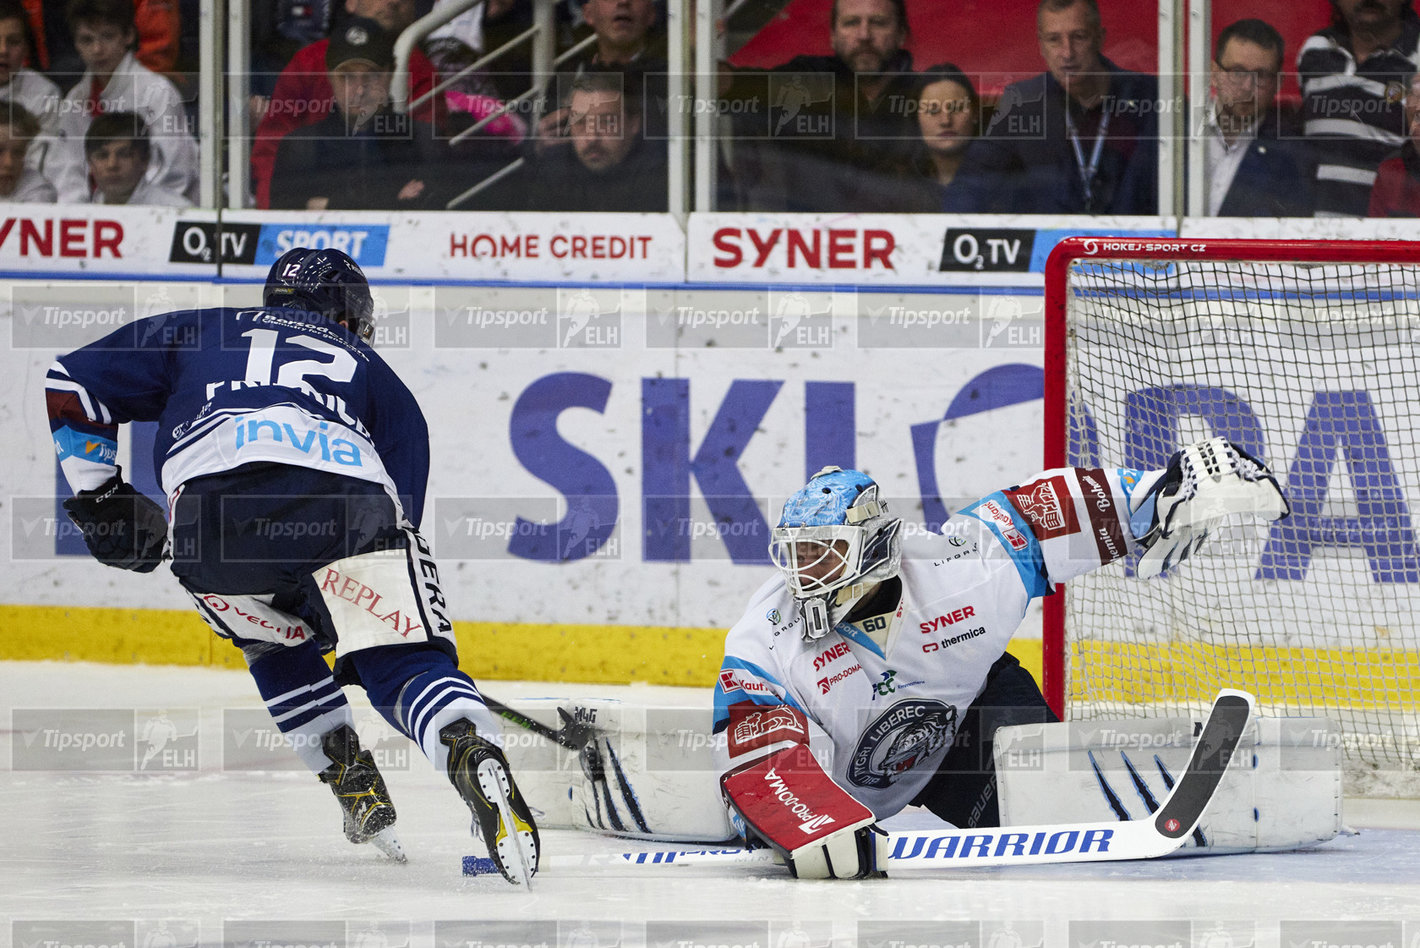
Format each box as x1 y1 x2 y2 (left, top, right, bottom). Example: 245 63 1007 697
1041 237 1420 788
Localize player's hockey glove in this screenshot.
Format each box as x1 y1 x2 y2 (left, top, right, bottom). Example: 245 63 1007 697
62 469 167 573
1133 437 1289 580
721 743 889 879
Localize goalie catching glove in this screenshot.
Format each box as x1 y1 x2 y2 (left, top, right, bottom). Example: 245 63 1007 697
62 468 167 573
1133 437 1289 579
721 743 888 879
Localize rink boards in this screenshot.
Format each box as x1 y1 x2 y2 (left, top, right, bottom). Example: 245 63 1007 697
3 205 1420 697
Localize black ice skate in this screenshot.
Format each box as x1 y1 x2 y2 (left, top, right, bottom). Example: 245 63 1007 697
440 719 540 885
317 724 406 863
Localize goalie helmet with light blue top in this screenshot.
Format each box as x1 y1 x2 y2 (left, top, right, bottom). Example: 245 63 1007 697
769 466 903 641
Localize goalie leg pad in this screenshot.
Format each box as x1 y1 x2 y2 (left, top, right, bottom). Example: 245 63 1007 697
992 715 1342 854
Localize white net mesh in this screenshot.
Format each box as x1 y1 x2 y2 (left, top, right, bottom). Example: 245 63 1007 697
1057 252 1420 796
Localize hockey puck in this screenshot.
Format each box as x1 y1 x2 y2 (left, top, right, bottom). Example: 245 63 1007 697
462 855 498 876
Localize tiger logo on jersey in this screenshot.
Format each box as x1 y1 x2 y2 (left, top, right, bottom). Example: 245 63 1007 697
847 699 957 789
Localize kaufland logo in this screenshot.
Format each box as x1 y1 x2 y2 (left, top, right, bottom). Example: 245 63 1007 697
719 669 770 695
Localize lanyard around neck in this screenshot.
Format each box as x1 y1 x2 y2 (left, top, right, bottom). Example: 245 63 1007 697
1065 102 1110 211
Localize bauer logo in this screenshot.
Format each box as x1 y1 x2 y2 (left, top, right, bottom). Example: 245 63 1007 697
168 221 261 264
223 919 347 948
9 282 137 349
1070 919 1190 948
646 920 768 948
939 228 1036 273
858 919 983 948
254 225 390 267
433 919 558 948
13 919 136 948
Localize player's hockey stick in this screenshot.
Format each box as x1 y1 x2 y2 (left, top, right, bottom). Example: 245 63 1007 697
482 693 589 749
480 693 653 835
465 688 1252 875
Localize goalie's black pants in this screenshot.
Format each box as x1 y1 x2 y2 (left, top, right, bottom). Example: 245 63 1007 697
909 652 1058 828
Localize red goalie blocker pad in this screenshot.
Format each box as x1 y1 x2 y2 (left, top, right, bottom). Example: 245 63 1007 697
720 743 875 852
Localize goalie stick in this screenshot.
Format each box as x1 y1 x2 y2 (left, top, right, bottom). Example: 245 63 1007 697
465 689 1253 874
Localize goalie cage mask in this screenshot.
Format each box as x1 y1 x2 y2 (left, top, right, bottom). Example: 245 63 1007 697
263 247 376 344
769 466 903 641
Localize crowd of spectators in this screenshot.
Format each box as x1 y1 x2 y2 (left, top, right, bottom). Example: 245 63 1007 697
3 0 1420 215
708 0 1420 217
0 0 198 206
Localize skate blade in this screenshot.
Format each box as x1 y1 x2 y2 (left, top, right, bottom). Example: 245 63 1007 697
476 758 536 888
367 826 408 863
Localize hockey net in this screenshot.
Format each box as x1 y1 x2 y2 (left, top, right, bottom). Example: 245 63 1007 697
1042 237 1420 796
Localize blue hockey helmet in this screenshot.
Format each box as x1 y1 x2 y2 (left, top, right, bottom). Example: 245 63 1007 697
263 247 375 343
769 466 903 640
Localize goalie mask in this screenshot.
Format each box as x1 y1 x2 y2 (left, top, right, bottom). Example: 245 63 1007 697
769 466 903 642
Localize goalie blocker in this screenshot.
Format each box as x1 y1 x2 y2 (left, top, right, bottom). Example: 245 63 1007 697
721 743 889 879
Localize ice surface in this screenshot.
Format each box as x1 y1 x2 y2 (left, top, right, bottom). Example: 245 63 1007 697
3 662 1419 948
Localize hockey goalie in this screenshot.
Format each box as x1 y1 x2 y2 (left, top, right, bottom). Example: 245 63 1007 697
711 439 1325 879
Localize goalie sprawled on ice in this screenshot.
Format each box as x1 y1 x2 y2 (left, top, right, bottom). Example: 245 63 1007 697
712 440 1315 879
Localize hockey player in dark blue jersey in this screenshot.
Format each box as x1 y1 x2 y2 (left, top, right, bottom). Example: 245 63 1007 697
45 248 539 884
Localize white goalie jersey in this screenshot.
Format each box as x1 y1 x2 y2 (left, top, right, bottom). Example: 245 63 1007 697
712 466 1158 821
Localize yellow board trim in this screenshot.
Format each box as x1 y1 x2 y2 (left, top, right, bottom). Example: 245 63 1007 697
1070 640 1420 708
0 603 1047 687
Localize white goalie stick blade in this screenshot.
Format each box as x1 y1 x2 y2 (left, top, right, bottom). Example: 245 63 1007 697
531 689 1254 873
